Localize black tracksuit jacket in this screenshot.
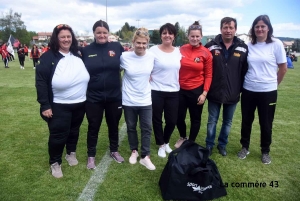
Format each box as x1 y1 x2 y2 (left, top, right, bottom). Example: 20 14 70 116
81 42 124 103
205 35 248 104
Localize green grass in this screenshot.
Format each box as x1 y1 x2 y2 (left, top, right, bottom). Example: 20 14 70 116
0 58 299 201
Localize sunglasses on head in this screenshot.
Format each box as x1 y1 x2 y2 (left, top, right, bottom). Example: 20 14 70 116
136 30 149 36
56 24 71 29
189 25 202 30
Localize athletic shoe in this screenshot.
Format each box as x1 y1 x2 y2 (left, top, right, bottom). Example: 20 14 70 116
262 153 271 164
158 146 166 158
65 152 78 166
165 143 172 153
139 156 156 170
110 152 124 163
87 157 96 169
237 147 250 159
129 150 139 164
174 137 187 148
33 67 36 69
50 162 63 178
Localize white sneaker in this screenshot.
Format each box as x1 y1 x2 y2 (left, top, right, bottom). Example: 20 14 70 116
33 67 36 69
158 146 166 158
65 152 78 166
129 150 139 164
50 162 63 178
139 156 156 170
165 143 173 153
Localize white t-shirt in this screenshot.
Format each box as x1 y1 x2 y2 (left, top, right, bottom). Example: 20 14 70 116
52 52 90 103
149 45 181 91
121 51 154 106
244 38 287 92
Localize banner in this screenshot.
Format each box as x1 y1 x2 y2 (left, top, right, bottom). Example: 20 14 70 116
8 35 20 48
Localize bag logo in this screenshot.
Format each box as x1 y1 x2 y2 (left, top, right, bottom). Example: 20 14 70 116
187 182 212 194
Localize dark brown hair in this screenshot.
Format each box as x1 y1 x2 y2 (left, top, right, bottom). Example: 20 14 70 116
159 23 177 37
249 15 273 44
92 20 109 32
220 17 237 29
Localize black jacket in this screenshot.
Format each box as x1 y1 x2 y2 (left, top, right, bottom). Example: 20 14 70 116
35 50 82 113
205 35 248 104
82 42 124 103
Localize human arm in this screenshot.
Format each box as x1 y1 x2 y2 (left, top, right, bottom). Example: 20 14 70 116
277 62 287 85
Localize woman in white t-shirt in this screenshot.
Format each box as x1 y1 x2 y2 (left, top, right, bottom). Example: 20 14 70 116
121 28 156 170
149 23 181 158
237 15 287 164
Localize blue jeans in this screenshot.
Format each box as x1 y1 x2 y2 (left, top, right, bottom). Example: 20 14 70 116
206 101 237 148
123 105 152 157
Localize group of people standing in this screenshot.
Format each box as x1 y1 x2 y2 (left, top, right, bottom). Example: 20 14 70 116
36 14 287 179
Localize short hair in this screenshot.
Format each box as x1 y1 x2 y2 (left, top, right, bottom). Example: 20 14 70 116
132 27 150 42
49 24 78 54
188 21 202 36
159 23 177 37
92 20 109 32
220 17 237 29
249 15 274 44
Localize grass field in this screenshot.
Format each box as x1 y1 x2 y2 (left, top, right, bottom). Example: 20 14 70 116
0 58 299 201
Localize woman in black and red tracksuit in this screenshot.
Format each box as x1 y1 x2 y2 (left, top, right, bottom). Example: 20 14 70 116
30 44 40 69
17 44 26 69
0 44 9 68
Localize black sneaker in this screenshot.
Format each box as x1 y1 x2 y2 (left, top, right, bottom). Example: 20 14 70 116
217 146 227 156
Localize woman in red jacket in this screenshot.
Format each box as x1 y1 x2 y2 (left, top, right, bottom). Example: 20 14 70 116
30 44 40 69
174 21 213 148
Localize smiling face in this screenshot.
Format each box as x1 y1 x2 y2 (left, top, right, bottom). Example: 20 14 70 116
221 21 236 42
188 30 202 47
254 20 269 42
58 29 72 53
161 29 175 46
94 26 109 44
133 37 148 56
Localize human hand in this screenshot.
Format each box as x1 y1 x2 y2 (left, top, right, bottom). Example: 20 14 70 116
42 109 53 118
197 94 206 105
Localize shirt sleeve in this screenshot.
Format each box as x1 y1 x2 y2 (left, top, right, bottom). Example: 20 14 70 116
203 48 213 92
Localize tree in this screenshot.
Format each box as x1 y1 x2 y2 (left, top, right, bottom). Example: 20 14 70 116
150 30 160 44
292 39 300 52
115 22 137 42
174 22 180 45
175 26 188 46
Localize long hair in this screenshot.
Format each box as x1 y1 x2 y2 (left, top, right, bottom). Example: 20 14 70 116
49 24 78 54
249 15 273 44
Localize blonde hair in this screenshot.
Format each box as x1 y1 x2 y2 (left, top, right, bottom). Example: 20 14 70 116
132 27 150 42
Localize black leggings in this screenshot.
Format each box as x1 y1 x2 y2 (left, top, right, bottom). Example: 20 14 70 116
33 58 39 67
19 57 25 66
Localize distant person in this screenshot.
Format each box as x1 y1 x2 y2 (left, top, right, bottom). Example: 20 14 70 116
17 44 26 69
204 17 248 156
24 44 29 60
0 44 9 68
174 21 213 148
121 27 156 170
149 23 181 158
30 44 40 69
6 43 14 61
238 15 287 164
82 20 125 169
287 54 294 68
36 24 90 178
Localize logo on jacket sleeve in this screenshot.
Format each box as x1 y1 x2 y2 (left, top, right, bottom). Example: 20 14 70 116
215 50 220 56
108 50 116 57
234 52 241 57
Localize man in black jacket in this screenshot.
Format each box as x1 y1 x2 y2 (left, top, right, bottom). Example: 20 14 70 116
205 17 248 156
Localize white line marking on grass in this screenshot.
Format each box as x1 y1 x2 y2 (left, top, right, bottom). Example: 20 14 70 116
77 123 127 201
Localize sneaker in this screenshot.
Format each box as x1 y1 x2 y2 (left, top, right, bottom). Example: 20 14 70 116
65 152 78 166
237 147 250 159
139 156 156 170
110 152 124 163
174 137 187 148
165 143 173 153
129 150 139 164
50 162 63 178
87 157 96 169
262 153 271 164
33 67 36 69
158 146 166 158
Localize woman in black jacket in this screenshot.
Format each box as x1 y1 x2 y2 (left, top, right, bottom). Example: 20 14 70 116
17 44 25 69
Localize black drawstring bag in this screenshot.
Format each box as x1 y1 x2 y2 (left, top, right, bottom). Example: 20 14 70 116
159 140 227 200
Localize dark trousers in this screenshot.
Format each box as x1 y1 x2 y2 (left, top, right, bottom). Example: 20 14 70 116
86 101 122 156
19 56 25 66
240 88 277 154
123 105 152 157
47 102 86 165
152 90 179 145
176 85 204 142
33 58 39 67
3 58 8 67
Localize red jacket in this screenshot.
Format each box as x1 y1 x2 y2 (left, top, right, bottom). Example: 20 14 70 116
179 44 213 92
30 48 40 58
0 46 9 58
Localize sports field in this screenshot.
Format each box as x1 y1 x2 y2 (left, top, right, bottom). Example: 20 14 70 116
0 58 299 201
